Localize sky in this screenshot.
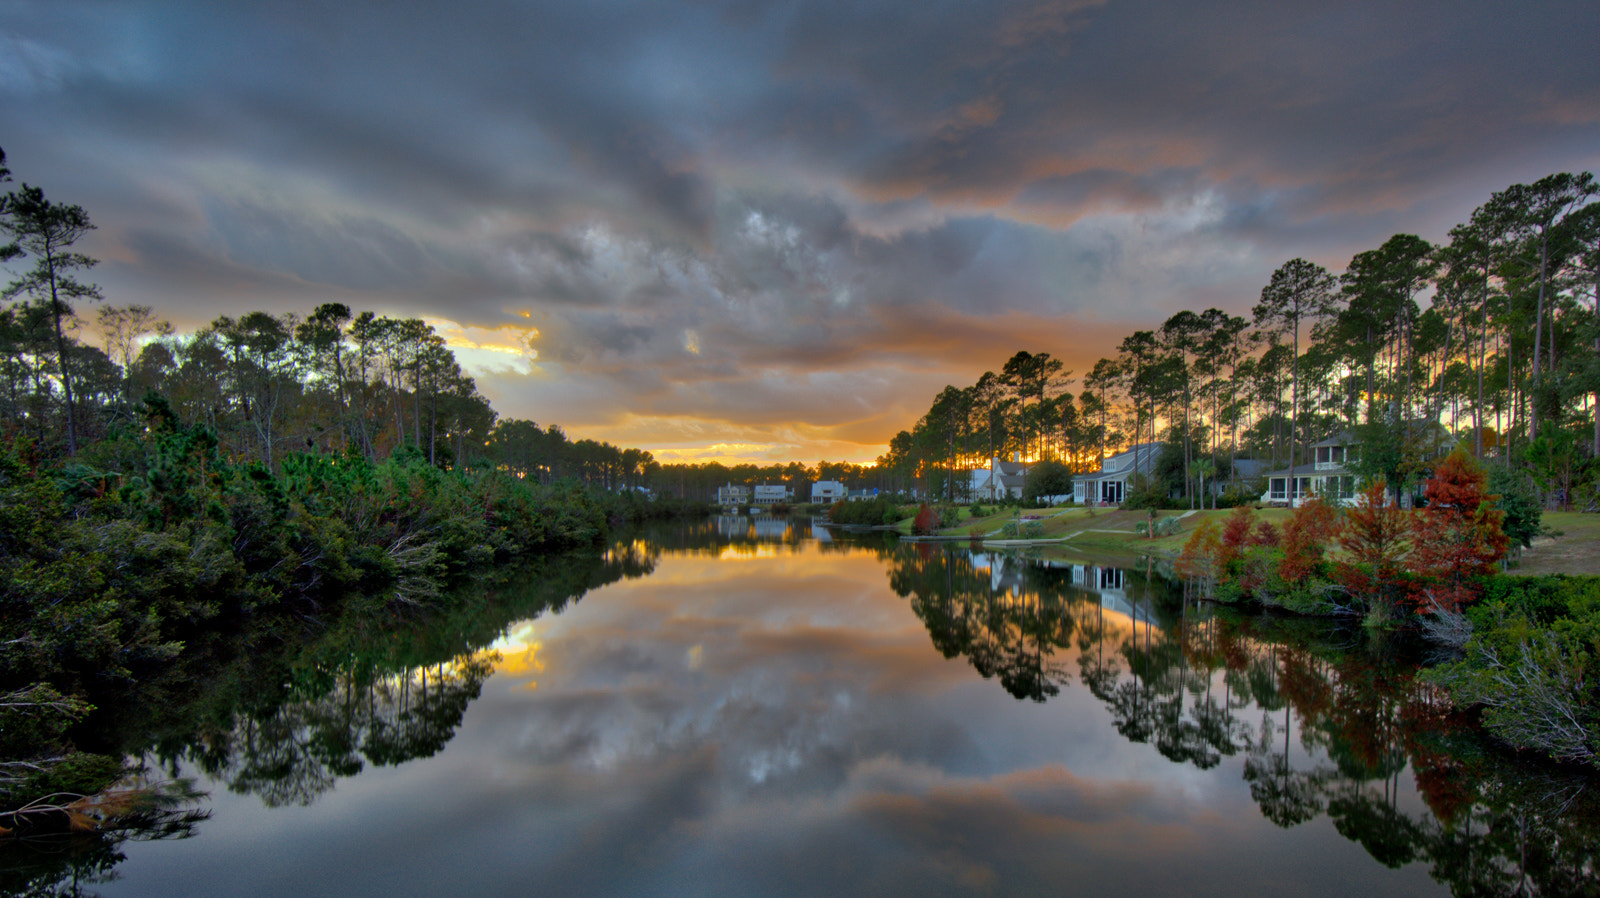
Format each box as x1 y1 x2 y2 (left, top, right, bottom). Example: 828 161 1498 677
3 0 1597 465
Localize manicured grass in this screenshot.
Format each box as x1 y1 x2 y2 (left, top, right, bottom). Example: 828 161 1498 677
897 501 1598 577
1510 511 1600 576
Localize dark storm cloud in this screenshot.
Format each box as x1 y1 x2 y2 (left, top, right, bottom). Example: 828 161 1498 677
3 0 1596 459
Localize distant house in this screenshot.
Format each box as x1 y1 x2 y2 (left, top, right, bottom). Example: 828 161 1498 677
847 488 880 502
752 484 791 506
1072 443 1164 506
716 483 751 507
971 458 1027 501
1260 432 1359 506
810 480 847 504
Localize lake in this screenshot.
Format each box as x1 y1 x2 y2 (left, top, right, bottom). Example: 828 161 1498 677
10 516 1597 896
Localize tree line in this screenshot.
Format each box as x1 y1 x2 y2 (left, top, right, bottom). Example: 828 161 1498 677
882 172 1600 509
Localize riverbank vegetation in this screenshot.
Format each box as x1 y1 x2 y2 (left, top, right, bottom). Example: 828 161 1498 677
0 150 720 834
1160 450 1600 767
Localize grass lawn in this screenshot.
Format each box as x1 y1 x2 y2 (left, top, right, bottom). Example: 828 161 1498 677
1509 511 1600 576
884 501 1599 577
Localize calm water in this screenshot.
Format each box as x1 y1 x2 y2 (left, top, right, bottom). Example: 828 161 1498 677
12 516 1597 896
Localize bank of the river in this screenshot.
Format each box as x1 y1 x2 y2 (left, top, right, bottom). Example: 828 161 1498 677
0 424 711 836
902 503 1597 577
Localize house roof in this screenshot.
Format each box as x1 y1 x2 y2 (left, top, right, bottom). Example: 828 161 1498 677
1076 443 1165 483
1259 462 1355 480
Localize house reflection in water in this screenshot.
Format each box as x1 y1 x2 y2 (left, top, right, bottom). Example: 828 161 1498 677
715 514 810 543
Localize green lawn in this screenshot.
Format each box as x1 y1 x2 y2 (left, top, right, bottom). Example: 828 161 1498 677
895 502 1598 577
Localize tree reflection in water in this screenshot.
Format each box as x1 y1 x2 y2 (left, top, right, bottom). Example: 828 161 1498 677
207 652 499 808
888 543 1600 897
0 541 657 895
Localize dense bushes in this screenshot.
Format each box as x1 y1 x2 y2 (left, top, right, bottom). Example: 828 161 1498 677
0 402 634 821
1429 575 1600 766
828 497 901 526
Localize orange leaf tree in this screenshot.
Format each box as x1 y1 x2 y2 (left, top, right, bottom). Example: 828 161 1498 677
1410 450 1509 611
1335 478 1411 618
1279 496 1341 583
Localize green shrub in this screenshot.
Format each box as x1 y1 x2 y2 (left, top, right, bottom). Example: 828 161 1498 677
1430 574 1600 765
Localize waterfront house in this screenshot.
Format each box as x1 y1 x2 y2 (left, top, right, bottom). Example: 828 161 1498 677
1071 443 1164 506
1259 432 1359 506
810 480 847 504
971 458 1027 501
752 484 791 506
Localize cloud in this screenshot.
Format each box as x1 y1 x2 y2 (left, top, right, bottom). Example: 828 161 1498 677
4 0 1597 462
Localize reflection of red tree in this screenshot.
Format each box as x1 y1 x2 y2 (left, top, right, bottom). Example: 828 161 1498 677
1277 646 1334 728
1400 687 1478 826
1217 627 1252 672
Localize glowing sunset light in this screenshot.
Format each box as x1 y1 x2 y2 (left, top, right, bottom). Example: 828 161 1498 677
3 0 1593 466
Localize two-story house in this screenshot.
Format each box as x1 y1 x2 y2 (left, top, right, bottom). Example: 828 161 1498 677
716 483 751 507
1259 432 1359 506
810 480 847 504
1071 443 1164 506
752 484 791 506
971 458 1027 501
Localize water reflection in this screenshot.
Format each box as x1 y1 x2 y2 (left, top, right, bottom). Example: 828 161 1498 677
888 542 1600 896
0 545 653 895
10 532 1599 897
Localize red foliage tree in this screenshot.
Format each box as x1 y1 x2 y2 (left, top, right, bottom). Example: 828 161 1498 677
1252 520 1281 547
1218 505 1256 571
912 503 940 535
1410 450 1509 611
1279 496 1341 582
1335 478 1411 616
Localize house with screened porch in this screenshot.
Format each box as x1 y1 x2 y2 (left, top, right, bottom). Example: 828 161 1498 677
1259 432 1360 507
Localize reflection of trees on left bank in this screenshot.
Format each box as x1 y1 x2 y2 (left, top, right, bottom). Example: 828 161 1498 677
0 542 658 896
889 544 1600 896
138 542 658 807
186 652 500 808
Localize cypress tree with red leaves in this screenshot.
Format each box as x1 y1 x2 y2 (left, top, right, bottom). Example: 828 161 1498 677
1335 478 1411 618
1410 450 1509 611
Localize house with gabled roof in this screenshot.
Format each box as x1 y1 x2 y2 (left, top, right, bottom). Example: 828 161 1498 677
1260 422 1453 507
1260 431 1369 507
810 480 846 504
716 483 751 507
1071 443 1164 506
971 457 1027 501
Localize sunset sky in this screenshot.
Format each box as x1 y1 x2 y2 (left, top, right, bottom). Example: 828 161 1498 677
3 0 1597 464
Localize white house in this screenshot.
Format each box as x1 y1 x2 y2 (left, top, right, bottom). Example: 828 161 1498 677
753 484 791 505
716 483 751 507
1259 432 1359 507
810 480 846 504
971 458 1027 501
1071 443 1164 506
